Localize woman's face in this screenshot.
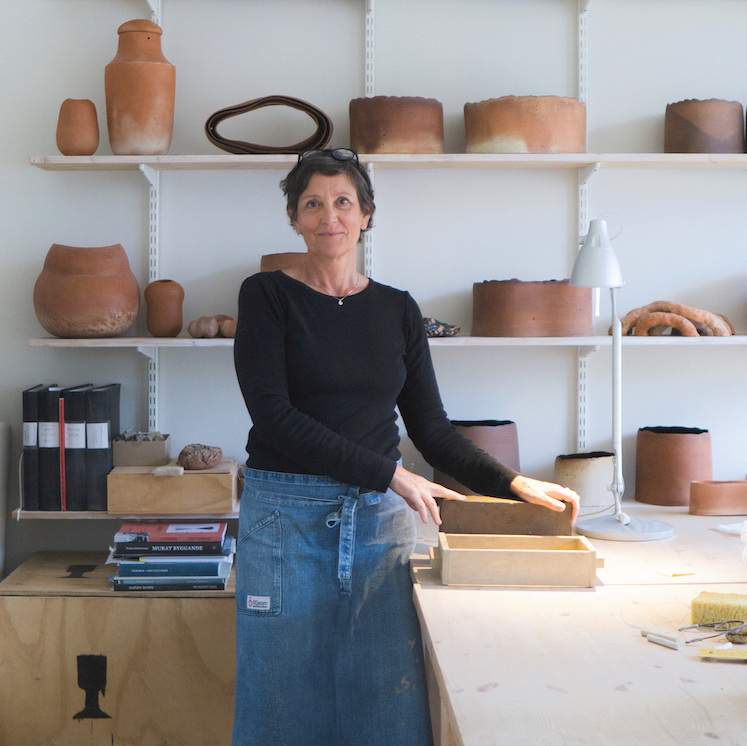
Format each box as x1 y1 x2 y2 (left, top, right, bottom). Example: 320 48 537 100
290 173 371 261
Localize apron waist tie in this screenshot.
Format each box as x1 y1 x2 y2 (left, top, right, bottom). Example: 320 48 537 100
325 491 382 594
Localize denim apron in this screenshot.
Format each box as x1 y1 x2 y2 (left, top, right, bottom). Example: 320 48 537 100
232 468 433 746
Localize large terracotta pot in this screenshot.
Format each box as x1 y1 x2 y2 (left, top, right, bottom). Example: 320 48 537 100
349 96 444 154
56 99 99 156
144 279 184 337
33 244 140 338
554 451 614 512
472 279 592 337
434 420 520 494
464 96 586 154
635 426 712 506
664 99 745 153
105 19 175 155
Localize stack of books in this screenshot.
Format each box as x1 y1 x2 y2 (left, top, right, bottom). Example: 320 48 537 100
108 520 235 591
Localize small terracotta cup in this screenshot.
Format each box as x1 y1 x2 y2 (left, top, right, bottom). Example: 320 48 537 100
56 98 99 156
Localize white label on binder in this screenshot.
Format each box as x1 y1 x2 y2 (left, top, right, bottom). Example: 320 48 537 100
86 422 110 449
65 422 86 449
23 422 38 447
38 422 59 448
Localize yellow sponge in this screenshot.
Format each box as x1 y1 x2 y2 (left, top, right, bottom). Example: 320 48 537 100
691 591 747 625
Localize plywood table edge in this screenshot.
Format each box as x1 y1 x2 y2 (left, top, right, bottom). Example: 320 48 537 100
413 586 467 746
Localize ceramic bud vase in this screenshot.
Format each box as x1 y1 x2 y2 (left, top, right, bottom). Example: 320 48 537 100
33 244 140 338
144 279 184 337
554 451 614 513
56 99 99 156
105 19 175 155
634 426 712 506
434 420 520 494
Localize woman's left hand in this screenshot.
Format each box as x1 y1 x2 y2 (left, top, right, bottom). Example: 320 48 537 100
509 475 580 522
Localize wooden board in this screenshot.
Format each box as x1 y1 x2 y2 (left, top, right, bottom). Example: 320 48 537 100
107 457 239 515
433 533 601 587
439 495 573 536
0 553 235 746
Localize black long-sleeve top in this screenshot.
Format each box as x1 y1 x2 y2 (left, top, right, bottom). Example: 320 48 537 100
233 270 520 496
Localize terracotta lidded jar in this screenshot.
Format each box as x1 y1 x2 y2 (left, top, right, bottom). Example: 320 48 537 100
144 279 184 337
434 420 520 494
56 99 99 156
105 19 175 155
634 426 712 506
33 244 140 338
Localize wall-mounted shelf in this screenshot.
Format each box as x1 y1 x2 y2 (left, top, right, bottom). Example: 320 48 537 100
29 153 747 172
30 335 747 349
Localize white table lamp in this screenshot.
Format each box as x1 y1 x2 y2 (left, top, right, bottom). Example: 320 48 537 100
570 219 673 541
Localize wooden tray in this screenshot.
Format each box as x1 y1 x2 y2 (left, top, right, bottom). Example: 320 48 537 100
430 533 603 587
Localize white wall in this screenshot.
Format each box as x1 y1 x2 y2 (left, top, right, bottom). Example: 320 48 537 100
2 0 747 575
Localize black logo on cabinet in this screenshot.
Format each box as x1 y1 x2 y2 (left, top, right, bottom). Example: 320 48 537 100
73 654 112 720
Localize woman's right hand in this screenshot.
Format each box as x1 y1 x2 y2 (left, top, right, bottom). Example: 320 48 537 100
389 465 466 525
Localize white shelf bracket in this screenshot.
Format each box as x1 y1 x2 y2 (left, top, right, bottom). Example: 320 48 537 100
136 345 157 361
580 161 600 186
580 0 592 12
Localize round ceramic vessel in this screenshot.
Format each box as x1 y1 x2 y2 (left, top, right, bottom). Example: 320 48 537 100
664 99 745 153
349 96 444 154
554 451 615 510
33 243 140 338
472 279 592 337
635 426 712 506
434 420 520 494
144 279 184 337
56 99 99 156
464 95 586 154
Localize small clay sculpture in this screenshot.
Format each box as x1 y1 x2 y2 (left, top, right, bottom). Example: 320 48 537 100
187 314 235 338
177 444 223 470
615 301 734 337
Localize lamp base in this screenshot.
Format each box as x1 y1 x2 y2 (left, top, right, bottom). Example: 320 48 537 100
575 513 674 541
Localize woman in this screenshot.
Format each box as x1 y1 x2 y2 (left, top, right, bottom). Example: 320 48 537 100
232 148 579 746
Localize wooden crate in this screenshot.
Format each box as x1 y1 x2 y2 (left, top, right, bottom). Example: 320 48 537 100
107 457 239 515
431 533 602 587
439 495 573 536
0 552 235 746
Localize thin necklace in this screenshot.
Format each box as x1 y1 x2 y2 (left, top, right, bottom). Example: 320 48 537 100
306 270 360 306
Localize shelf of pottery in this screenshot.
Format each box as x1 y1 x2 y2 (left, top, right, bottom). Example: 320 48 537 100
28 0 747 466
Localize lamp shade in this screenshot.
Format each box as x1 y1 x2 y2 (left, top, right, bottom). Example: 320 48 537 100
570 218 624 289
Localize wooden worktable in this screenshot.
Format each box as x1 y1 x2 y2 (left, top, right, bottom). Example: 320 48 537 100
413 504 747 746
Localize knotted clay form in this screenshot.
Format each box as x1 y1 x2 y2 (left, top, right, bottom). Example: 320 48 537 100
614 301 734 337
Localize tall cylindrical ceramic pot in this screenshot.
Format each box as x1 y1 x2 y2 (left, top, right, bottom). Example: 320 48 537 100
144 279 184 337
635 426 712 506
105 19 175 155
56 99 99 156
554 451 614 512
33 244 140 338
434 420 520 495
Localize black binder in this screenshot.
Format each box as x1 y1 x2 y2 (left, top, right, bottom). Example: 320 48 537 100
21 384 46 511
85 386 114 512
37 386 63 511
62 384 93 512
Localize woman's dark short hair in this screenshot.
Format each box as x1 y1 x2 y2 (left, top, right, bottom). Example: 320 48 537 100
280 150 376 231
